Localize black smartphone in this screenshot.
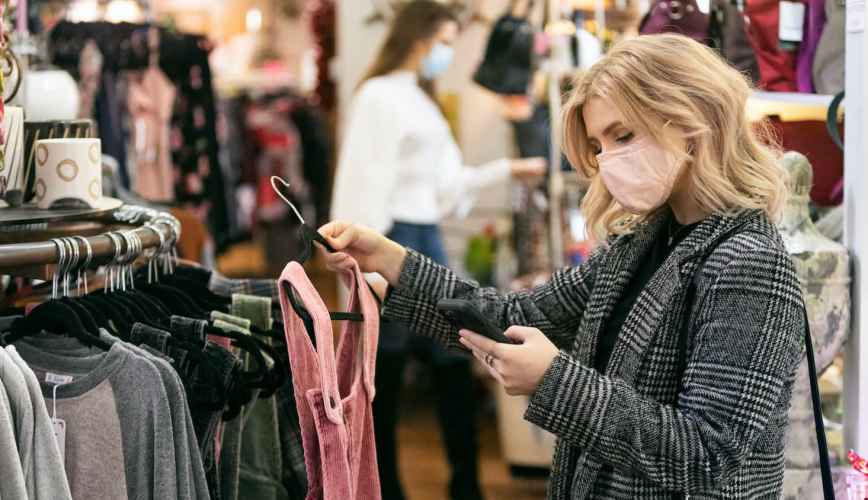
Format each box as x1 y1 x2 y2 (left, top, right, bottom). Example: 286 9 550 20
436 299 516 344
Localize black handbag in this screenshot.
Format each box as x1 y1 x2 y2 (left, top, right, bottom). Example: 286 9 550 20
675 242 836 500
472 12 535 95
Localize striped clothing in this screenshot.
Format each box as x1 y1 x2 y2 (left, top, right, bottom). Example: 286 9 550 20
383 209 804 499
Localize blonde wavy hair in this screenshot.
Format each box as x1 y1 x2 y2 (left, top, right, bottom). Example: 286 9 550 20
563 34 786 242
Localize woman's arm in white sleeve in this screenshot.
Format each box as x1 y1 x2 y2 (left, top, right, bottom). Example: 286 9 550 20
436 139 511 217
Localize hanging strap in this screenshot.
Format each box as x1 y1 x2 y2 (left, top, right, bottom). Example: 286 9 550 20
804 306 836 500
675 242 835 499
826 91 845 151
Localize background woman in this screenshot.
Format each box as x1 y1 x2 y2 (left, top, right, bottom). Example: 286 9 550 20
330 2 544 499
323 34 805 498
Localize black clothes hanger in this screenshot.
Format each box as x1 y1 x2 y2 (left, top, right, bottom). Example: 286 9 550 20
270 176 365 324
158 276 230 312
3 301 112 350
81 294 134 336
61 298 101 335
139 283 208 318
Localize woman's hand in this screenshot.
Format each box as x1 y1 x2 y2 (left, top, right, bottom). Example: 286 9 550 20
458 326 559 396
509 157 547 181
317 221 408 285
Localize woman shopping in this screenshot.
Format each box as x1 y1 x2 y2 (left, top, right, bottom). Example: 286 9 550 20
324 34 805 499
330 2 544 499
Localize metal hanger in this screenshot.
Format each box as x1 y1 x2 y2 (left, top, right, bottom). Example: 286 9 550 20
270 176 365 324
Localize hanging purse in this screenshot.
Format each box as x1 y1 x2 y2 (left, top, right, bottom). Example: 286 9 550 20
707 0 760 82
472 6 535 95
813 0 845 94
639 0 710 41
795 0 827 92
744 0 799 91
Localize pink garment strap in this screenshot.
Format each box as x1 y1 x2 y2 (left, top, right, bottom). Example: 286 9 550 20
278 261 343 424
338 264 379 400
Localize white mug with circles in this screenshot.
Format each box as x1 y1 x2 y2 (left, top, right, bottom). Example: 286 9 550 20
32 138 109 209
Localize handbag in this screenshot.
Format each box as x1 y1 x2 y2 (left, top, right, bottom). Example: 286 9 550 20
472 11 535 95
675 239 835 500
707 0 760 82
639 0 710 41
813 0 845 94
744 0 798 91
795 0 827 92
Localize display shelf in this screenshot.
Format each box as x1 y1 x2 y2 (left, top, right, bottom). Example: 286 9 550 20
747 91 841 121
0 197 123 226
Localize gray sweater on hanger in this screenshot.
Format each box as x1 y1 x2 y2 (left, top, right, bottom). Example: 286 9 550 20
5 346 73 500
0 347 35 496
14 330 210 499
0 367 27 499
13 341 180 500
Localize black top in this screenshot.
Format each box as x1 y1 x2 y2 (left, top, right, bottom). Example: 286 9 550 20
594 217 699 373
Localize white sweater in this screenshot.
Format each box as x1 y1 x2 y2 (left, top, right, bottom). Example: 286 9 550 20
331 71 510 234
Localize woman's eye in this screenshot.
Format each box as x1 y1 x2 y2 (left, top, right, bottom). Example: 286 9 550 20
616 132 634 144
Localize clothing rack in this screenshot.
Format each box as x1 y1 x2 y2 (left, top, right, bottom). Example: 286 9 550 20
0 205 180 271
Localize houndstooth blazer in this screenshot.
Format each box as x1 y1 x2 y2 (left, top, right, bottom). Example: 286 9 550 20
382 208 805 499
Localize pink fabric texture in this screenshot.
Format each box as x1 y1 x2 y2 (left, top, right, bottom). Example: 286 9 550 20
128 65 176 202
278 260 381 500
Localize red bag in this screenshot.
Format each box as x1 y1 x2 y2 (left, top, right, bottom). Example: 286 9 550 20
744 0 798 91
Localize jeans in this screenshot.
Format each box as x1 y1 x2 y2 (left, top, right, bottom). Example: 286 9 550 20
375 222 483 500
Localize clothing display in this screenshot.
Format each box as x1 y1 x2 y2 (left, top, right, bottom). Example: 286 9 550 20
331 71 510 235
0 263 314 500
49 21 231 249
2 1 864 498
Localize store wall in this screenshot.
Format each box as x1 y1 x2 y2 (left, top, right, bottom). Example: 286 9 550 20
336 0 516 273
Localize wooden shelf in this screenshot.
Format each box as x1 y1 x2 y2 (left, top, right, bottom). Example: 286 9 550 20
747 91 841 121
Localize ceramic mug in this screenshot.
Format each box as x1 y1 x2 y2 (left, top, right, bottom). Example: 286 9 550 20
31 138 108 209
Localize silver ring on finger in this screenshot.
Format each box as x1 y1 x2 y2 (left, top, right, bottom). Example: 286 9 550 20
485 352 495 367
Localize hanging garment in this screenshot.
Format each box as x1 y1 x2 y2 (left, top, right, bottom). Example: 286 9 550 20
128 65 177 202
0 373 27 498
796 0 827 93
0 346 35 493
231 294 292 500
12 341 181 499
5 346 73 500
813 0 845 94
278 260 381 500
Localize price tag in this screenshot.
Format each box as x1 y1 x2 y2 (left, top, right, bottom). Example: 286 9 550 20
779 1 806 44
52 418 66 462
45 372 73 385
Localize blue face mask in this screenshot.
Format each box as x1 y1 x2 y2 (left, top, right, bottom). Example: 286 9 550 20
420 43 454 80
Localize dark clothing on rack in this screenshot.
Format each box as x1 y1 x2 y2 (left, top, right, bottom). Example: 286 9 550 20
95 71 130 187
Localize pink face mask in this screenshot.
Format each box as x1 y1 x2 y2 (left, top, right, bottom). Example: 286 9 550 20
596 137 684 214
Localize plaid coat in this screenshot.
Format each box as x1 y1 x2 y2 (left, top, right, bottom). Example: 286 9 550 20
382 209 805 499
